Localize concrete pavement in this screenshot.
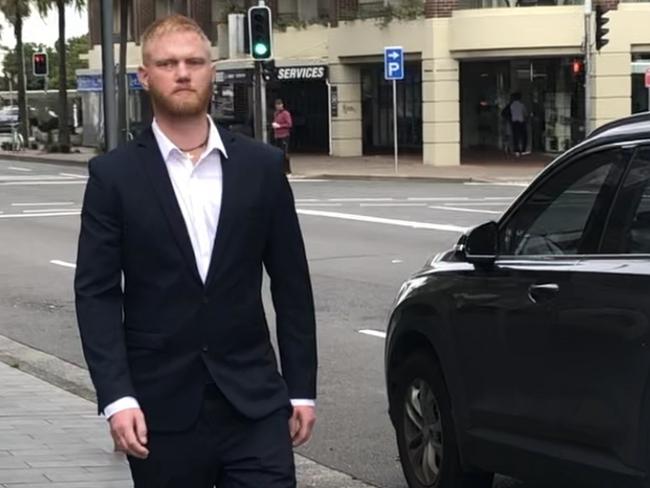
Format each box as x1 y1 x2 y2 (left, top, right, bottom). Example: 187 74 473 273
0 336 377 488
0 147 548 184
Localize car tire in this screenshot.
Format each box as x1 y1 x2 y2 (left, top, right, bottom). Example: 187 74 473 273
393 351 493 488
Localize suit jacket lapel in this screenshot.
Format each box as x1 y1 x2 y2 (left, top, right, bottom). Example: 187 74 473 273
136 128 203 286
204 127 238 289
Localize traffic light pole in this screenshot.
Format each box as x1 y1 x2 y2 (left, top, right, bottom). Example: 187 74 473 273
584 0 593 136
253 61 264 141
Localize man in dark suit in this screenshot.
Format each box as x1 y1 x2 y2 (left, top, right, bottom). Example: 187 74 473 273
74 14 317 488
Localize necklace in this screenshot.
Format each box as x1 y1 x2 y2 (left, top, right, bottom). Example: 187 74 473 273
179 131 209 153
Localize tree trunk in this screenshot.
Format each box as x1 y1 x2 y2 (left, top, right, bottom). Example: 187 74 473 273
57 0 70 150
118 0 128 144
15 14 29 143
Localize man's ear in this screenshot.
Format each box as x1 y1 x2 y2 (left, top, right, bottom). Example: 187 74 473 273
137 66 149 92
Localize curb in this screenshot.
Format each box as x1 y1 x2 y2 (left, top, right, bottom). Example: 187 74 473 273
0 152 90 167
0 152 537 184
304 173 473 183
0 333 380 488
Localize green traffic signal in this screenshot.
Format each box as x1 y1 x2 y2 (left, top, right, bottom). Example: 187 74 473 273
254 43 269 57
248 6 272 60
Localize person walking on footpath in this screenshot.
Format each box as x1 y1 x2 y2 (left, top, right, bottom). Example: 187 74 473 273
74 14 317 488
272 98 293 174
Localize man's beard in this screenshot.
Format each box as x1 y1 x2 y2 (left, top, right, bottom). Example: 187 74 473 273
149 84 212 117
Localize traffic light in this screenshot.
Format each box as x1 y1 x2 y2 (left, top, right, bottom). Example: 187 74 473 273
595 5 610 51
33 52 48 77
248 5 272 60
571 59 585 84
261 59 275 82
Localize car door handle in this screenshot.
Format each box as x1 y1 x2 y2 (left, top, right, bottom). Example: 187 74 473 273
528 283 560 304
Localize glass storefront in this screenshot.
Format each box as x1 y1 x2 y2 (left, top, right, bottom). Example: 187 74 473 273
361 62 423 154
460 58 585 155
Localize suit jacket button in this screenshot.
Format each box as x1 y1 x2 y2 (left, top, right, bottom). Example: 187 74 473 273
202 345 209 352
202 296 209 304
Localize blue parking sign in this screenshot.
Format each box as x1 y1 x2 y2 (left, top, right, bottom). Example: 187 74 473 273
384 46 404 81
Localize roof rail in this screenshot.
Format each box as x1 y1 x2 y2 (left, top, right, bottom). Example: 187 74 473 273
589 112 650 139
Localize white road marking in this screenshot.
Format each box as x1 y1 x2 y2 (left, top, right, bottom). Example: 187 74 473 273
59 172 87 179
22 208 81 213
295 199 321 203
12 202 75 207
50 260 76 269
465 181 530 188
408 197 470 201
328 198 394 202
391 259 403 264
359 329 387 339
443 202 508 207
429 205 502 215
359 203 427 207
296 203 342 207
0 211 81 218
296 209 467 233
7 166 32 172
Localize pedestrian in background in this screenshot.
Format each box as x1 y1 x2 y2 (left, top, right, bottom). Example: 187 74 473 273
508 92 528 157
272 98 293 174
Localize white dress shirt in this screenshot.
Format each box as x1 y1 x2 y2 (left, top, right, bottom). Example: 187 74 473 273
103 116 314 419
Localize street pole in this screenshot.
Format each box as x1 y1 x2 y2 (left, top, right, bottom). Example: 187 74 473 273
584 0 593 136
253 61 263 141
393 79 398 174
261 70 268 144
100 0 118 151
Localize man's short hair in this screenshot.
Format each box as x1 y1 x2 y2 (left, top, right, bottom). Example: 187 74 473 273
141 14 210 64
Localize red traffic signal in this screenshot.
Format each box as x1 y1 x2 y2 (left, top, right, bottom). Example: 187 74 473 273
33 52 48 76
572 59 583 76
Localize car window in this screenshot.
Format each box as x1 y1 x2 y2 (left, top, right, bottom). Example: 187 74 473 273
500 149 628 257
601 147 650 254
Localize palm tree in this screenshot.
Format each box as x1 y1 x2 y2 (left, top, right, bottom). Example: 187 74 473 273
36 0 84 152
0 0 32 144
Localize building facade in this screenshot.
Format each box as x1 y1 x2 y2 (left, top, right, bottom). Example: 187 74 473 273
82 0 650 165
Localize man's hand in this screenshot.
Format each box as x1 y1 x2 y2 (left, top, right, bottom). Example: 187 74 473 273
109 408 150 459
272 122 281 129
289 406 316 447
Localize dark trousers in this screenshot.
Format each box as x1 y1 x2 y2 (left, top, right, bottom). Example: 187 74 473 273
128 385 295 488
274 137 291 174
511 121 527 154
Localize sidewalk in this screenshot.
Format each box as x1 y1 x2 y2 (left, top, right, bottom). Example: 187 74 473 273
0 147 550 183
0 340 377 488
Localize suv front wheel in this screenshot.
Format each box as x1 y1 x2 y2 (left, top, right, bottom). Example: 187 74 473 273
392 351 493 488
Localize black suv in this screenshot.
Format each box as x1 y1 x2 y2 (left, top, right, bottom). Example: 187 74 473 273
385 113 650 488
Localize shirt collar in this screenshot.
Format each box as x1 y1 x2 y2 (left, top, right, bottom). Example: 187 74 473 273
151 115 228 162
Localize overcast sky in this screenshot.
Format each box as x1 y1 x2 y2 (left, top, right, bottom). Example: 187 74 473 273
1 6 87 67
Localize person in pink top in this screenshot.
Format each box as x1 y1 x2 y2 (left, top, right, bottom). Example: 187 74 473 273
272 98 293 174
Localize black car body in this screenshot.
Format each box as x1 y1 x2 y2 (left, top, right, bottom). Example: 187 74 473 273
385 113 650 488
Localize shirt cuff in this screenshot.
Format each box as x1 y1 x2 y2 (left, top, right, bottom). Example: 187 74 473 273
103 396 140 419
290 399 316 407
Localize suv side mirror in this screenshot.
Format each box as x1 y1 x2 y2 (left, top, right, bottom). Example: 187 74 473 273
464 221 498 264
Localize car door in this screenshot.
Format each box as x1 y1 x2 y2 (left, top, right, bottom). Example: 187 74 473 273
558 144 650 473
452 146 631 462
